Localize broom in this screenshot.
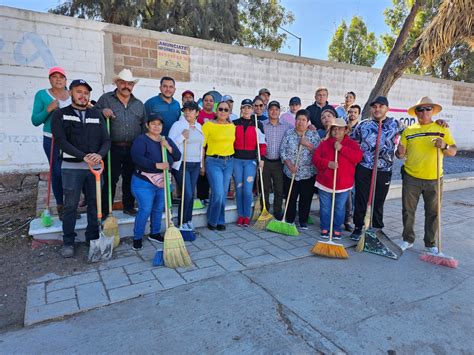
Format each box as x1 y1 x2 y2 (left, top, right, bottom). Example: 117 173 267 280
40 136 54 227
311 149 348 259
266 144 302 236
179 139 196 241
420 147 458 268
162 138 192 268
356 118 382 252
253 114 274 229
251 170 262 221
103 118 120 248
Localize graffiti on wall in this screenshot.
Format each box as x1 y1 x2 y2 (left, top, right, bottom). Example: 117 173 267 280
1 32 56 67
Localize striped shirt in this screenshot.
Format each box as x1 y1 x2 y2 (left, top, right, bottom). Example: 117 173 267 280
262 119 291 160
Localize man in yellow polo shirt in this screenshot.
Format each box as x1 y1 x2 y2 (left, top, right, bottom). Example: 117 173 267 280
396 97 457 253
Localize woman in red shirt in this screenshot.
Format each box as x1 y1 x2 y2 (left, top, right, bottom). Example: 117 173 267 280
312 118 363 239
197 92 216 125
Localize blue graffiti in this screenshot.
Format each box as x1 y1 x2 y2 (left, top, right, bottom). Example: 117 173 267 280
12 32 56 67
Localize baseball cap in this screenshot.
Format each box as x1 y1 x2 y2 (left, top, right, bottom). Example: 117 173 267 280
69 79 92 91
289 97 301 105
268 100 281 109
48 66 66 78
222 95 234 102
241 99 253 107
181 101 200 111
370 96 389 107
182 90 194 98
258 88 271 95
147 114 164 123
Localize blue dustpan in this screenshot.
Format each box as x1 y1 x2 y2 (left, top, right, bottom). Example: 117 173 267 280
153 250 164 266
180 227 196 242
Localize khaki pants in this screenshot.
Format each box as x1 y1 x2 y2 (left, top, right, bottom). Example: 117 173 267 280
402 173 442 247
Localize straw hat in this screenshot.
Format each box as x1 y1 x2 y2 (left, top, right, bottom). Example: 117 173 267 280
113 68 139 84
407 96 442 117
330 118 348 128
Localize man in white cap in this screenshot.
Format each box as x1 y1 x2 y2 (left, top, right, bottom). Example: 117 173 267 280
95 68 146 217
223 94 238 121
396 97 457 253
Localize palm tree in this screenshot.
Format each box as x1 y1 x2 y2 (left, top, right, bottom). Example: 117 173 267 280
362 0 474 118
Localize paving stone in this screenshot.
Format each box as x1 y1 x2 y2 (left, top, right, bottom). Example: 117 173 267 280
287 246 312 257
262 245 295 261
238 239 271 250
25 299 79 326
288 238 311 247
47 287 76 304
176 263 198 273
124 261 157 274
76 281 109 311
26 283 46 308
46 272 100 292
185 244 200 253
152 268 186 289
98 255 143 270
213 254 245 272
212 237 247 247
254 231 280 238
247 248 267 257
239 254 278 268
194 258 217 268
220 245 251 260
108 280 163 303
136 247 158 260
267 237 295 250
128 270 156 284
192 239 217 250
191 247 226 260
180 265 226 283
100 267 130 290
30 273 62 284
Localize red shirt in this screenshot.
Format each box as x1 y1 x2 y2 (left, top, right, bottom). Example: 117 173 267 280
197 110 215 125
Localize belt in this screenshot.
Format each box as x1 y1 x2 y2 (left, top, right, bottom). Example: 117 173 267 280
265 158 281 162
209 154 233 160
113 141 132 147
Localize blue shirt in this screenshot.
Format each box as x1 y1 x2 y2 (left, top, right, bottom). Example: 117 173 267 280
144 94 181 136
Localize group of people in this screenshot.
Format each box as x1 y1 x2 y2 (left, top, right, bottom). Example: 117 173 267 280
32 66 457 258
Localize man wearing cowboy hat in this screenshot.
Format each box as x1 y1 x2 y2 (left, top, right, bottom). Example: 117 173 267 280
396 97 457 253
95 68 146 217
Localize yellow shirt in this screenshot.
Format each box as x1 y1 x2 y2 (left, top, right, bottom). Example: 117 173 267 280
202 121 236 156
400 122 455 180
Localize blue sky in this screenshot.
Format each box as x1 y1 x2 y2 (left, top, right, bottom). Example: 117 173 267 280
2 0 393 67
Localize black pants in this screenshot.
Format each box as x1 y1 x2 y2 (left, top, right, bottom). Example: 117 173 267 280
283 175 315 224
197 174 209 200
262 160 284 218
353 165 392 229
102 144 135 213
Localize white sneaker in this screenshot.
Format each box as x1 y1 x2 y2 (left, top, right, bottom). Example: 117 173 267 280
399 241 414 251
187 221 194 230
425 246 439 254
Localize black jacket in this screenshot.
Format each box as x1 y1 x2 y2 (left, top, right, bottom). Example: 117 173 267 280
52 105 111 162
306 101 338 130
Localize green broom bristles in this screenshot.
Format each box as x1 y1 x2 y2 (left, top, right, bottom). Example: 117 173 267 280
163 223 192 268
40 209 53 227
266 219 299 236
311 240 348 259
307 215 314 225
193 198 204 209
254 207 274 229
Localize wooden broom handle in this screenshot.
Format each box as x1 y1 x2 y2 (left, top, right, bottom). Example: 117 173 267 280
162 140 169 229
254 114 267 210
328 149 338 242
437 147 442 253
180 139 187 228
282 143 302 221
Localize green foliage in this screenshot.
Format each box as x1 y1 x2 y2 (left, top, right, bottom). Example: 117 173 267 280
328 16 380 67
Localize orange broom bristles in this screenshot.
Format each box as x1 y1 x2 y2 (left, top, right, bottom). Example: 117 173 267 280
311 240 349 259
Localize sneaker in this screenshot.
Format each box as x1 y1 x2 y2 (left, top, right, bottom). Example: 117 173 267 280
123 208 137 216
132 239 143 251
186 221 195 230
216 224 226 231
333 232 342 240
350 228 362 241
399 241 414 251
148 233 164 243
320 230 329 239
425 246 439 254
242 217 250 227
299 223 308 230
237 217 244 226
60 245 74 258
344 223 354 232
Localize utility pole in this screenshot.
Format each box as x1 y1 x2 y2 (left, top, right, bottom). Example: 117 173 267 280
279 27 301 56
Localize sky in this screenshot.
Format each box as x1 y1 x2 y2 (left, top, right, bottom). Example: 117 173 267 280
2 0 393 68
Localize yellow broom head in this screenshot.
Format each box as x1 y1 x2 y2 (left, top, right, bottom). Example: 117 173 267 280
251 198 262 221
164 225 192 268
103 215 120 248
311 240 349 259
355 233 365 252
254 208 274 230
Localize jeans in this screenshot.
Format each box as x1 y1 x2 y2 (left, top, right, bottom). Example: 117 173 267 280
283 175 315 224
233 158 257 218
319 189 350 233
43 136 63 205
172 162 200 224
62 169 99 246
206 157 233 226
131 175 165 240
102 144 135 212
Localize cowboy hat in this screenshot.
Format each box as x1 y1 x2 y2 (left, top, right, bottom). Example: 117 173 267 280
113 68 139 84
330 118 348 128
407 96 442 117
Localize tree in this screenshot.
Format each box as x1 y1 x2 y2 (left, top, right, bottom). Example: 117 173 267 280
362 0 474 118
328 16 379 67
381 0 473 82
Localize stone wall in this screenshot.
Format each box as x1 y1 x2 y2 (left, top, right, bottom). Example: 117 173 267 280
0 6 473 173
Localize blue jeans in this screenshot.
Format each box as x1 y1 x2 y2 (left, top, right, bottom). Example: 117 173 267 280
206 157 233 226
43 136 63 205
172 162 200 224
62 169 99 245
233 158 257 218
131 175 165 240
319 189 350 233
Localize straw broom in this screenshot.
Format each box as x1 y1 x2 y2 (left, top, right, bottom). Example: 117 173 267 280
420 147 458 268
253 114 274 229
311 149 348 259
162 138 192 268
251 169 262 221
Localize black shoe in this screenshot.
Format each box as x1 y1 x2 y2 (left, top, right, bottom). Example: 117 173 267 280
148 233 164 243
123 208 137 216
216 224 226 231
350 228 362 241
207 223 216 230
132 239 143 251
344 223 354 232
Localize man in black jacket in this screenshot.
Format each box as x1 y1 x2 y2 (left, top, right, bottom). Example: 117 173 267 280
52 79 111 258
306 87 338 130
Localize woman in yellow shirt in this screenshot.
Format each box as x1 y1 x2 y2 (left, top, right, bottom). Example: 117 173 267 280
202 101 236 230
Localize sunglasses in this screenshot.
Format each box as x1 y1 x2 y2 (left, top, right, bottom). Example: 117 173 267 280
415 106 433 112
218 107 230 112
254 104 264 107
